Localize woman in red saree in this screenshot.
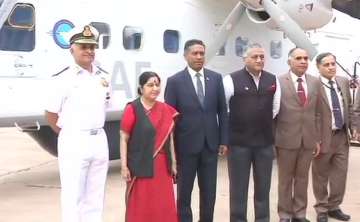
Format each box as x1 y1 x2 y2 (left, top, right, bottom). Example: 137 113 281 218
120 71 179 222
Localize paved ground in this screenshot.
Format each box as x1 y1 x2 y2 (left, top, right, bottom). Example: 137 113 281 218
1 127 360 222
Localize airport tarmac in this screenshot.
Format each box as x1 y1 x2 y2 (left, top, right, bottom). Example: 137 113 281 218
1 127 360 222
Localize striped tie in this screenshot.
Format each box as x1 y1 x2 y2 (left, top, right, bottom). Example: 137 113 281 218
195 73 204 106
297 78 306 106
329 80 344 129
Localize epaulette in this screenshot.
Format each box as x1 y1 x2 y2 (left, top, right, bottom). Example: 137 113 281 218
96 66 109 75
52 66 70 77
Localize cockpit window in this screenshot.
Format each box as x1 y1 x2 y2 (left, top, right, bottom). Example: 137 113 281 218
0 3 35 51
8 4 34 27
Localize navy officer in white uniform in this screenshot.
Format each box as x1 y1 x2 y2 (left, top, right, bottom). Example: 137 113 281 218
45 24 111 222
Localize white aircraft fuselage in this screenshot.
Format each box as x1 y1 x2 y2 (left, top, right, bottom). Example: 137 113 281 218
0 0 359 158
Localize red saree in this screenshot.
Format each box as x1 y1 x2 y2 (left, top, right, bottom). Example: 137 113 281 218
121 101 179 222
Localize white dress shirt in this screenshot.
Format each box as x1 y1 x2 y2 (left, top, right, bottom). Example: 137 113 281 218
290 72 308 97
320 76 345 130
223 69 281 118
187 66 205 95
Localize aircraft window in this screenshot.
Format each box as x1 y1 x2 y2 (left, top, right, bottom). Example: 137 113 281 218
235 36 249 57
123 26 143 50
8 4 34 27
90 22 111 49
0 4 35 51
270 40 282 59
163 30 179 53
217 43 226 56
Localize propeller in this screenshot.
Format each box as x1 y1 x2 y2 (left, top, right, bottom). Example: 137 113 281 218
206 1 246 62
261 0 318 59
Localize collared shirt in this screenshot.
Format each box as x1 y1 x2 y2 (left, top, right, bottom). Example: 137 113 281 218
247 69 261 88
320 76 345 130
223 69 281 119
187 66 205 96
46 62 111 130
290 71 308 97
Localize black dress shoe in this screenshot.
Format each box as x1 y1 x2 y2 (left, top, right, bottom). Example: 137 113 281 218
328 209 351 221
292 218 310 222
279 219 291 222
317 213 328 222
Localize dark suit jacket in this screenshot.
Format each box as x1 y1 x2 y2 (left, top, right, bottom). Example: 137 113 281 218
164 68 228 155
317 76 352 153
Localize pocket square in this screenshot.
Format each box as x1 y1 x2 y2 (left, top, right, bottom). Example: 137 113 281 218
268 83 276 92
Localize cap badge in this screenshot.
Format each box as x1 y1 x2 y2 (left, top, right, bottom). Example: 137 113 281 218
82 25 93 37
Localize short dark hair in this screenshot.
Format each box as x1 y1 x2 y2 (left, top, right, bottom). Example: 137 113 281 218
184 39 205 54
137 71 161 95
316 52 336 65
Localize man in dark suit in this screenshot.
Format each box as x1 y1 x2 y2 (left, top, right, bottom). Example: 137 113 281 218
312 52 352 222
164 39 228 222
223 43 280 222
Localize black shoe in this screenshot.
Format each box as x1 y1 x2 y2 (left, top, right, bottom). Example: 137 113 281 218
328 209 351 221
317 213 328 222
279 219 291 222
292 218 310 222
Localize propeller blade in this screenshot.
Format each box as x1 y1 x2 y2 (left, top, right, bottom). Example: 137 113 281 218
206 2 246 62
262 0 318 59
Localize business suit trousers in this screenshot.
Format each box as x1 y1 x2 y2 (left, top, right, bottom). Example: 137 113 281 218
312 130 349 213
177 147 218 222
228 145 274 222
276 146 313 219
58 129 109 222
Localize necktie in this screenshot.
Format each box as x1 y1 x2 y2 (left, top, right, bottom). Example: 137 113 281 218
328 80 344 129
297 77 306 106
195 73 204 106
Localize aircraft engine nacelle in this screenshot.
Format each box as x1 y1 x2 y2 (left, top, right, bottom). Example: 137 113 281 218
242 0 333 30
240 0 264 11
245 8 270 24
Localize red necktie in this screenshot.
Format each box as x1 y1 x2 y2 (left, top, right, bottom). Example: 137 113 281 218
297 78 306 106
